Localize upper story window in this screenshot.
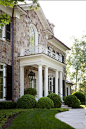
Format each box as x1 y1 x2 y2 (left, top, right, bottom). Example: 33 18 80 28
29 26 35 47
6 23 11 41
29 24 38 47
0 23 11 41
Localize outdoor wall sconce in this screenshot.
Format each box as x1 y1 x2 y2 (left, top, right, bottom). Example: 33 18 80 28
28 71 35 80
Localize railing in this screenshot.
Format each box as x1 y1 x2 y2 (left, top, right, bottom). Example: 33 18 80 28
20 45 63 63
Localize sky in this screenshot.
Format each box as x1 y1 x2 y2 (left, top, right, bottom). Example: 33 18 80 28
19 1 86 48
39 1 86 48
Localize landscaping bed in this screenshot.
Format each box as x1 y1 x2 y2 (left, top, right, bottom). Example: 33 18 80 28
0 108 75 129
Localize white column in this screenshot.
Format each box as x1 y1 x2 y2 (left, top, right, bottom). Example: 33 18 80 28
38 65 42 99
55 70 58 94
60 71 63 100
20 66 24 97
44 66 48 97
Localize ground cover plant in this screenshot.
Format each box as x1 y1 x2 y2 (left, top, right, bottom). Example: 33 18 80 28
47 93 62 108
0 108 75 129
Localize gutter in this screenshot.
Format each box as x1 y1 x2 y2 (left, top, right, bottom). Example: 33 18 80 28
12 6 14 102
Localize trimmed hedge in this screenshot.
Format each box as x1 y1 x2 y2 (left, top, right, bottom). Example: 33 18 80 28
47 93 62 108
64 95 81 108
17 94 36 109
0 102 16 109
24 88 37 96
37 97 54 109
72 92 85 102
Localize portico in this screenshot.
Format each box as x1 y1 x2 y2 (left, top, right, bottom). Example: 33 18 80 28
19 53 65 100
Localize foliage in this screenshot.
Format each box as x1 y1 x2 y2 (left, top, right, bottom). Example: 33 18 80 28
36 97 54 109
64 95 81 108
5 109 74 129
0 0 39 27
63 96 66 102
24 88 37 96
16 94 36 109
66 35 86 92
0 102 16 109
47 93 62 108
78 77 86 95
72 92 85 102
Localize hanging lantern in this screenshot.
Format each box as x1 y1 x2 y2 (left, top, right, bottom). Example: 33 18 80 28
28 71 35 80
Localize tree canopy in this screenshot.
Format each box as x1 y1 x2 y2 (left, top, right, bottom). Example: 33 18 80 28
0 0 39 27
66 35 86 93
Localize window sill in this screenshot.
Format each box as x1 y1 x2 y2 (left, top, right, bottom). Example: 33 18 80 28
0 98 5 101
0 38 6 42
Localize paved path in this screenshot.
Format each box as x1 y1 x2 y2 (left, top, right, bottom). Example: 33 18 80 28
55 109 86 129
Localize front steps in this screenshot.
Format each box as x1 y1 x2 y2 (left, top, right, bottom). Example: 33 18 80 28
61 102 72 109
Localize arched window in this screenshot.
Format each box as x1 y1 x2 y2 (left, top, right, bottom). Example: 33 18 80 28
29 24 38 47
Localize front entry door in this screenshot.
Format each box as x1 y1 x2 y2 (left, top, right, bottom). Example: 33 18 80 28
48 77 53 94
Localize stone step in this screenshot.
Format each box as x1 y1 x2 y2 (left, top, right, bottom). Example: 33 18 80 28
61 104 72 109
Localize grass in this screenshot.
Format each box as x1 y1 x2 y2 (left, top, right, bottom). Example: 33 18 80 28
2 108 74 129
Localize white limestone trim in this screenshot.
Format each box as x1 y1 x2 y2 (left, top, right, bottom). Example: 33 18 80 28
0 5 25 19
18 54 66 68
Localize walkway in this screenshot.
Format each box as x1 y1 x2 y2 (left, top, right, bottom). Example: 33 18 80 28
55 109 86 129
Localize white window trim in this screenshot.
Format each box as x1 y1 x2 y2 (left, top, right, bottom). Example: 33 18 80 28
0 62 6 101
0 26 5 41
29 24 38 46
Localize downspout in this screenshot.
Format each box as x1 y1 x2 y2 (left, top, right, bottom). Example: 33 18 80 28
12 6 14 102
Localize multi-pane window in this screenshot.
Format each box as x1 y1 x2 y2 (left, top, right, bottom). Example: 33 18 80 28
29 78 36 89
0 65 3 99
29 26 35 47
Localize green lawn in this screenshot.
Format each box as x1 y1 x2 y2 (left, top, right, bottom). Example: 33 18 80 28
6 109 74 129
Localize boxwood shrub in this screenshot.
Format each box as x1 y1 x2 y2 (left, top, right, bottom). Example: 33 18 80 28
24 88 37 96
47 93 62 108
36 97 54 109
64 95 81 108
72 92 85 102
17 94 36 109
0 102 16 109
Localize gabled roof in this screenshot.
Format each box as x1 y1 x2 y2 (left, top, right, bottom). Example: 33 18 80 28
19 3 71 51
18 3 53 34
66 80 74 85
